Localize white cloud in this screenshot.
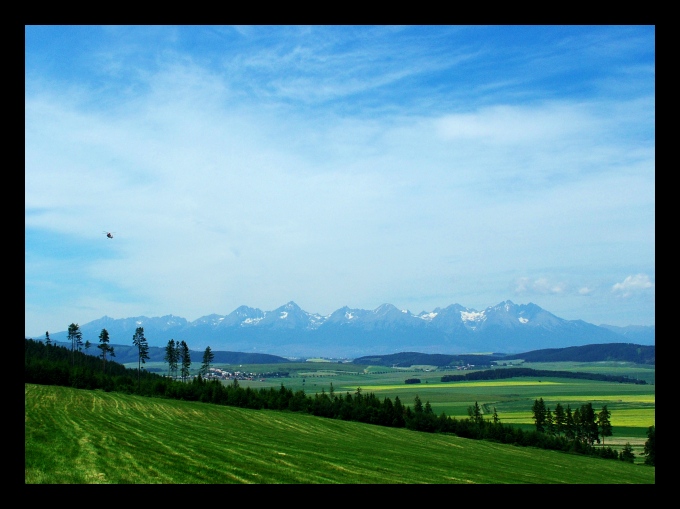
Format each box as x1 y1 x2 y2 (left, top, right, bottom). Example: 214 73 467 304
435 103 599 145
612 274 654 297
514 277 567 296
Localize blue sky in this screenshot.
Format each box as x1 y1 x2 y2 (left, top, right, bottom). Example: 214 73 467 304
25 26 655 337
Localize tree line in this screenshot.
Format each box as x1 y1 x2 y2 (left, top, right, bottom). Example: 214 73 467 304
441 367 647 384
530 397 654 464
25 329 655 466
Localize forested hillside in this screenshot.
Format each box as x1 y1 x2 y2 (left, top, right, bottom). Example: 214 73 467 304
502 343 655 364
48 341 291 365
353 343 654 367
353 352 503 367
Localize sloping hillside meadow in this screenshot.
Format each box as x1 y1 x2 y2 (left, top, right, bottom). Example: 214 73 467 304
25 384 654 484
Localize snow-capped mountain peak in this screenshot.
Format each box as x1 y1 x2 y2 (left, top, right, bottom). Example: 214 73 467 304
40 300 653 358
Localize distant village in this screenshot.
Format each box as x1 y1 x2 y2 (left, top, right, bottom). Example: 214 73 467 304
169 367 290 382
455 364 476 370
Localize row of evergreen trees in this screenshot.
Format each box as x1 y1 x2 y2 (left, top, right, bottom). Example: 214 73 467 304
24 337 654 465
530 397 654 464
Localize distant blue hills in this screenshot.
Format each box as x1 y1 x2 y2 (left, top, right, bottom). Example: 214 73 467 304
33 300 655 359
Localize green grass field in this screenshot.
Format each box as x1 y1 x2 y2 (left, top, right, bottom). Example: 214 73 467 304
126 359 655 461
25 384 655 484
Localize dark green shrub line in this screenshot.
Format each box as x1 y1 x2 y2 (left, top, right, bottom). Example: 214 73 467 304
441 367 647 384
24 338 653 465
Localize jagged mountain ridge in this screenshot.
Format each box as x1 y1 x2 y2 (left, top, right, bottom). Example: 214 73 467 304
38 300 655 358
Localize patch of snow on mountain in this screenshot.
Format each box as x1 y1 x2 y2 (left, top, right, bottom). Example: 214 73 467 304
280 312 288 319
308 314 326 328
242 317 262 325
519 317 529 324
136 320 143 325
419 312 438 321
345 312 355 319
461 311 485 322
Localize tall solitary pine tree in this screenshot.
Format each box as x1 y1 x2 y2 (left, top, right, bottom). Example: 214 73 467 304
132 327 150 390
165 339 179 378
201 346 215 376
67 323 83 366
97 328 115 373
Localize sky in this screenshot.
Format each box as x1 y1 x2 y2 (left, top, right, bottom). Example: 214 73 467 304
25 25 655 337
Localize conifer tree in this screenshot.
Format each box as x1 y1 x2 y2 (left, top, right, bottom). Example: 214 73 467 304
545 407 555 436
619 442 635 463
67 323 82 366
597 405 613 445
180 340 191 382
565 405 575 440
201 346 214 376
580 403 599 445
97 328 115 373
532 398 547 433
468 401 483 425
165 339 178 378
554 402 566 436
132 327 149 390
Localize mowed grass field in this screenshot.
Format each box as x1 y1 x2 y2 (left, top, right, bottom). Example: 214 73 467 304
132 359 655 461
25 384 655 484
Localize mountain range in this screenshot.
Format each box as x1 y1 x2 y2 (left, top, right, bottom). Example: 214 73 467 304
34 300 655 359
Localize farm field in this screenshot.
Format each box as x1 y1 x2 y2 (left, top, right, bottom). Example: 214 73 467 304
25 384 655 484
125 359 655 462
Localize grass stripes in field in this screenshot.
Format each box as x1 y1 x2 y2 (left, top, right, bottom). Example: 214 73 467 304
25 384 654 484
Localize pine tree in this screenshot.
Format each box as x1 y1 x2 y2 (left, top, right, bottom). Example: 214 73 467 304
468 401 483 425
619 442 635 463
597 405 613 445
532 398 547 433
545 407 555 436
132 327 150 391
164 339 178 378
180 340 191 382
67 323 82 367
554 402 566 437
97 328 115 373
573 407 583 443
564 405 575 440
580 403 599 445
175 341 182 376
201 346 215 376
414 395 424 413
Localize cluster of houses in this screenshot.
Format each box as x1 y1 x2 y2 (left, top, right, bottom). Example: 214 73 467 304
455 364 476 370
165 368 261 382
203 368 258 381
